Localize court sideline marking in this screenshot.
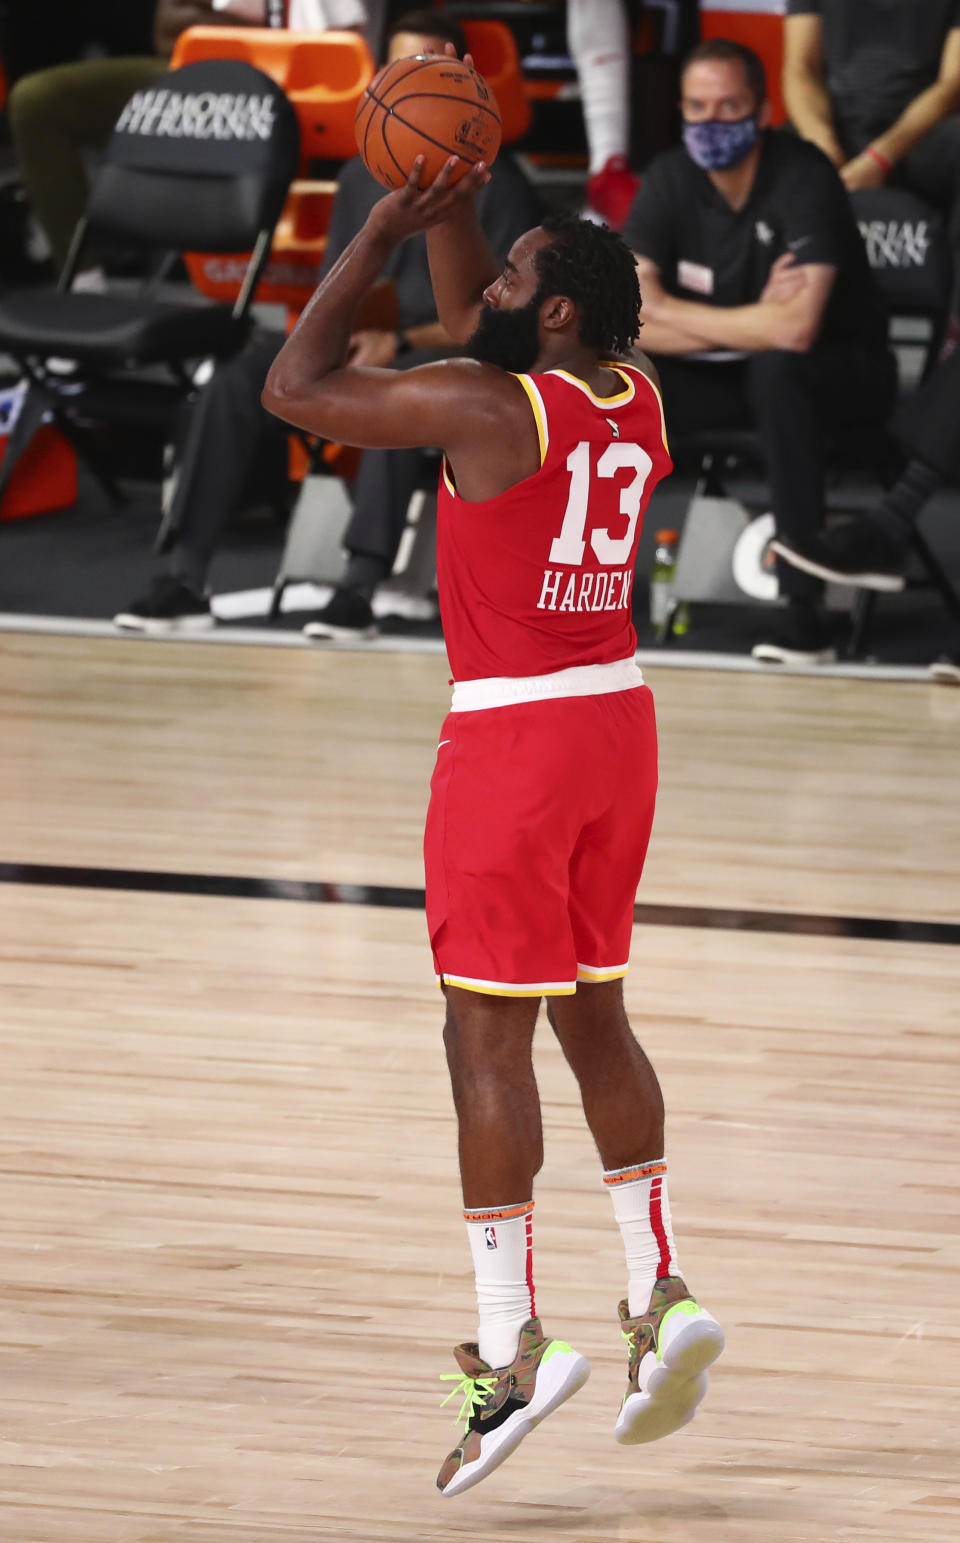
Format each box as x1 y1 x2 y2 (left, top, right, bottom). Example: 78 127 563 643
0 613 938 682
1 861 956 946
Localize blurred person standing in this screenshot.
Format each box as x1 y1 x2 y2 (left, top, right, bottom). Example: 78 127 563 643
571 1 699 228
783 0 960 341
567 0 638 229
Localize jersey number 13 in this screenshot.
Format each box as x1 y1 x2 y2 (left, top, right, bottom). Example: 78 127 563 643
549 440 653 567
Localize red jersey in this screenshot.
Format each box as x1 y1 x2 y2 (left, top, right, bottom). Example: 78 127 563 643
435 362 672 682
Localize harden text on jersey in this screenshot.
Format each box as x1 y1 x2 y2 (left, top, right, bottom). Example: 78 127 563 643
536 567 634 612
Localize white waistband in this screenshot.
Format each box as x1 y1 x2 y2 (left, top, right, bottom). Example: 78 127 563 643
451 656 644 712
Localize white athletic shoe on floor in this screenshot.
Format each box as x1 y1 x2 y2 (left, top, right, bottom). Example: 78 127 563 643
615 1276 725 1445
930 656 960 685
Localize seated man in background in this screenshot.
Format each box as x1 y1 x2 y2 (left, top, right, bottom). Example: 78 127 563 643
7 0 368 285
623 37 897 666
114 8 541 636
783 0 960 345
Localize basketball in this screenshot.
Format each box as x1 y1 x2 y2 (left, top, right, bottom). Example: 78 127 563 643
355 55 502 192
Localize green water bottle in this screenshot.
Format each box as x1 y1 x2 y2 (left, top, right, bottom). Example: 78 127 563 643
650 528 678 637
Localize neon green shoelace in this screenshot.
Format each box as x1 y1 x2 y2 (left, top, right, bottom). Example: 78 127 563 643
440 1371 498 1427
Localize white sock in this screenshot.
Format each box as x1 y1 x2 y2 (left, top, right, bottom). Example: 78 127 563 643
464 1200 535 1369
567 0 630 171
604 1158 679 1316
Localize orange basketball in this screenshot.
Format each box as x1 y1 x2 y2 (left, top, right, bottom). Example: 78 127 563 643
355 55 502 191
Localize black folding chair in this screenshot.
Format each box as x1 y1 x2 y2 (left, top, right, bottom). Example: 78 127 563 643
850 185 952 378
0 58 300 513
847 186 960 651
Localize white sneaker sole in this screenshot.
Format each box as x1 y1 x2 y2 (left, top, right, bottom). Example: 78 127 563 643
770 538 905 593
751 641 838 666
302 622 378 641
616 1306 725 1446
930 659 960 685
113 613 215 634
438 1348 590 1498
616 1369 709 1445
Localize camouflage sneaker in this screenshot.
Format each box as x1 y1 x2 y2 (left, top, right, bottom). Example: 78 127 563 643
436 1318 590 1497
615 1275 725 1445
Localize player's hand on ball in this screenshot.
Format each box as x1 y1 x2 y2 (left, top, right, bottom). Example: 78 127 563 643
367 156 491 245
355 54 500 189
443 40 476 72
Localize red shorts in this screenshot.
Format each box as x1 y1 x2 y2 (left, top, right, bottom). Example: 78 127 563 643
424 684 658 996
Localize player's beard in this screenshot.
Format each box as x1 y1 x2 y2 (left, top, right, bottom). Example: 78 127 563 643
464 296 542 374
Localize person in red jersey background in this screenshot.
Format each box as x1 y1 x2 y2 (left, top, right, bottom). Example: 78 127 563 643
262 116 725 1497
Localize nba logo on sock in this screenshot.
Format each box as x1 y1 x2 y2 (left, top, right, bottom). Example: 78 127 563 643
484 1225 498 1250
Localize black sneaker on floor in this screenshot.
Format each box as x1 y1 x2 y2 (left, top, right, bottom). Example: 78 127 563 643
752 604 838 666
771 521 907 593
303 587 376 640
113 575 213 633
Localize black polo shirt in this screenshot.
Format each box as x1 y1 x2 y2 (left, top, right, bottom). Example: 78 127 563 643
623 129 888 350
786 0 960 134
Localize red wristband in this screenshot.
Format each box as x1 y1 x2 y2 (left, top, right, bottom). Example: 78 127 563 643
865 145 892 177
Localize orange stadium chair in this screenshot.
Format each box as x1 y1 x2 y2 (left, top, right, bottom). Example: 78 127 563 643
462 19 532 146
172 28 373 312
170 27 374 165
170 26 377 510
699 3 787 126
183 178 337 309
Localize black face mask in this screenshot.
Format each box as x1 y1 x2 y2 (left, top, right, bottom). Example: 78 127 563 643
464 294 543 374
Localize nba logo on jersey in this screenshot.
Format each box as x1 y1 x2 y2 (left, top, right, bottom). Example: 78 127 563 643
484 1225 498 1250
605 416 620 438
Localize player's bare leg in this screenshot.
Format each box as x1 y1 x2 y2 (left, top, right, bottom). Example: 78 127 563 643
443 988 543 1205
546 979 664 1168
435 987 590 1497
547 981 725 1445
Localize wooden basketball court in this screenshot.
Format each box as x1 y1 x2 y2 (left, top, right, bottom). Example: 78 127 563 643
1 631 958 1542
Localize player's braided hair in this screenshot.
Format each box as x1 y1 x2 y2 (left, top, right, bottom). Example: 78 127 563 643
532 211 642 357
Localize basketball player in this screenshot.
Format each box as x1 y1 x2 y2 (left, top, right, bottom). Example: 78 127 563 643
262 148 725 1494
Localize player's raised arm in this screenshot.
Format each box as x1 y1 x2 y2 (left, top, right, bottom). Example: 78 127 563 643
425 190 501 344
261 157 491 449
415 40 502 341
